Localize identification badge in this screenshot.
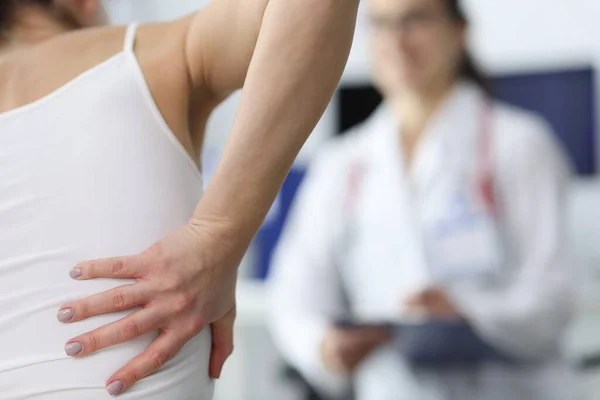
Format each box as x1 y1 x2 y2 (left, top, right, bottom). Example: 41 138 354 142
426 191 502 280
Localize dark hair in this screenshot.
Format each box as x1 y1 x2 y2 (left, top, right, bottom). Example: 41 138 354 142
0 0 53 33
445 0 492 94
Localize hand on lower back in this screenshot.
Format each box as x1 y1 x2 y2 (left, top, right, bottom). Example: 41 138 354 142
57 218 242 396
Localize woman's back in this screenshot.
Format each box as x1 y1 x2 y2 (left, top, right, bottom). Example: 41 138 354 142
0 25 212 399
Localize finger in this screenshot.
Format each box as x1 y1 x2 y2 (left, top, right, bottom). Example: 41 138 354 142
405 292 427 308
65 306 165 357
58 282 152 323
342 348 366 373
361 327 391 340
404 296 421 307
105 331 185 396
351 345 372 368
209 307 236 379
427 288 446 301
329 351 350 374
420 289 441 306
71 255 149 281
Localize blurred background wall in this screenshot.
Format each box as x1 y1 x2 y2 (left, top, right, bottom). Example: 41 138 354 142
102 1 600 399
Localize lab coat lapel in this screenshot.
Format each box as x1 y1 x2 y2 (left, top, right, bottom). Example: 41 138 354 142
410 82 482 201
350 106 433 317
349 83 486 317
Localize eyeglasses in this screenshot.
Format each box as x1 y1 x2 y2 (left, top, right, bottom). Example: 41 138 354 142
369 9 449 35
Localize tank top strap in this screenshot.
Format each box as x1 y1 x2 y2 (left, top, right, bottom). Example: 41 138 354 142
123 23 139 53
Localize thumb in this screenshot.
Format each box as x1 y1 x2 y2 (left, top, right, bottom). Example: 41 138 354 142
209 306 236 379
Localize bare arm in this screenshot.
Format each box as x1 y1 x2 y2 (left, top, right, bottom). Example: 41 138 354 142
59 0 360 395
187 0 360 244
184 0 270 95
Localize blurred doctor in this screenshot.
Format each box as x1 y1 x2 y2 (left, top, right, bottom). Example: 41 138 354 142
268 0 581 399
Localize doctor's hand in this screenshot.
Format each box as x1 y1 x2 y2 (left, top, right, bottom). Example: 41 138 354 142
57 218 242 396
320 326 391 374
405 288 461 319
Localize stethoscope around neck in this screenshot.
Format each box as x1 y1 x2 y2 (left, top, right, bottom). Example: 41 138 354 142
341 96 498 218
476 97 498 216
334 97 499 298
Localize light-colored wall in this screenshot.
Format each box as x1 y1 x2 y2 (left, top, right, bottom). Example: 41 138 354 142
345 0 598 80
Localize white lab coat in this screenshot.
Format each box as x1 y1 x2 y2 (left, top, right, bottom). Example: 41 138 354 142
267 82 582 400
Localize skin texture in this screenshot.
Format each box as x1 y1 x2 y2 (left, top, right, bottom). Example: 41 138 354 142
319 0 467 373
0 0 359 395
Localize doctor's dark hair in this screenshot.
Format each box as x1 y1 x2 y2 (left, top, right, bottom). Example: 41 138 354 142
0 0 53 33
446 0 492 94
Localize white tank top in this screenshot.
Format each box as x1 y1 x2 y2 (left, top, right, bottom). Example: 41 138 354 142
0 25 213 399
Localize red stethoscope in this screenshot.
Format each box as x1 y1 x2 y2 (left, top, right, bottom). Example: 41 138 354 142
343 98 498 218
477 99 497 216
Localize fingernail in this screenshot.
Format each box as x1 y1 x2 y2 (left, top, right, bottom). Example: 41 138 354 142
65 342 82 356
107 380 124 396
69 268 82 279
57 309 73 323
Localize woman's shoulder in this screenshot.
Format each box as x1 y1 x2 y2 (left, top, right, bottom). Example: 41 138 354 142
3 25 128 92
32 25 128 64
0 25 129 117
